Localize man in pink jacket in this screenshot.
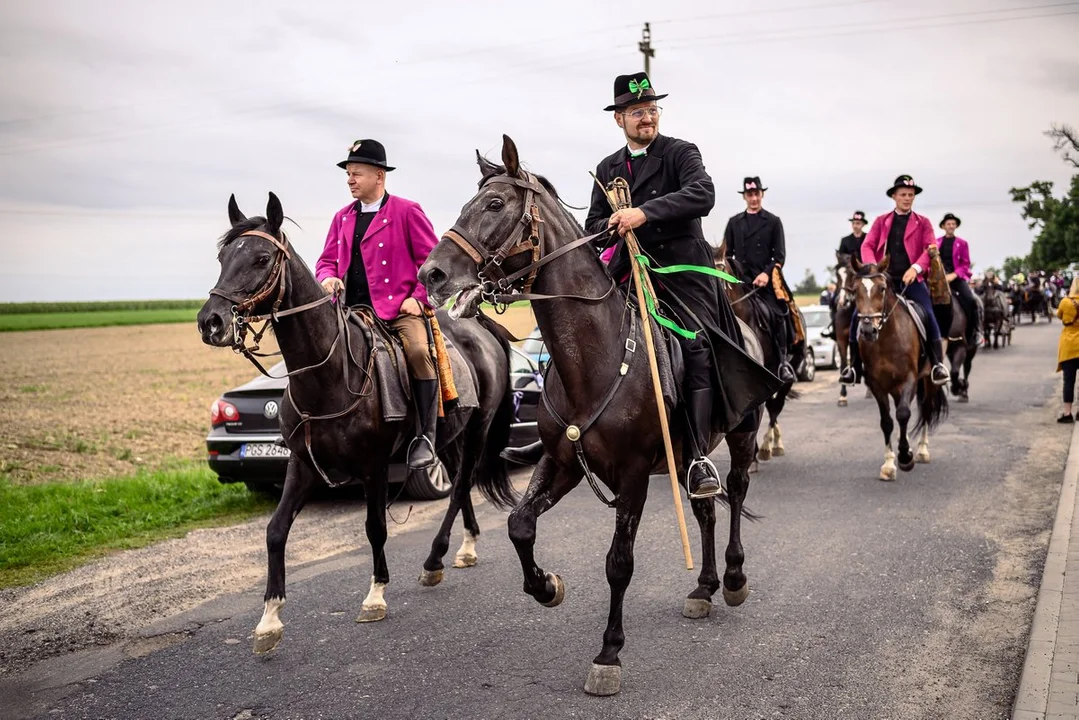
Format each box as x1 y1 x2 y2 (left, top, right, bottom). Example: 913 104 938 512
839 174 949 387
938 213 982 347
315 138 442 470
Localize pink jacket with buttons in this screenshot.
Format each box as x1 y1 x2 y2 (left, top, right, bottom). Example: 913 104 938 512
314 194 438 321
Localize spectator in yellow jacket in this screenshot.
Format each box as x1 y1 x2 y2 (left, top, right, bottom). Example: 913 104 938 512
1057 277 1079 423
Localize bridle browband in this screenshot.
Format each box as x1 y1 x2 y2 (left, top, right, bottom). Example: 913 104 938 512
442 171 614 308
857 271 907 332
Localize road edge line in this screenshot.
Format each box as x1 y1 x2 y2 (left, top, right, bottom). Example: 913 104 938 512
1012 421 1079 719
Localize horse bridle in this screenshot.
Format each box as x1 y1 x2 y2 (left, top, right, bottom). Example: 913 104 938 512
208 229 334 374
442 171 611 308
857 272 904 332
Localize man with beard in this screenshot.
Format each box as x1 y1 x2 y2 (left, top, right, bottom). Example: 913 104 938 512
500 72 779 498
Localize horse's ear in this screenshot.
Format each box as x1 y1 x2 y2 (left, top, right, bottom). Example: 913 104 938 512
878 254 891 274
476 149 499 177
227 194 246 227
501 134 521 177
851 254 862 271
266 192 284 236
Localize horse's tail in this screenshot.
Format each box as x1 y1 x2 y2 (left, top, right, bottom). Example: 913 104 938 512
471 311 519 510
914 374 949 434
786 387 801 401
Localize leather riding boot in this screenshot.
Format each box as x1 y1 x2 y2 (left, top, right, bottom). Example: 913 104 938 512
840 336 861 385
777 352 797 385
685 388 722 499
929 339 949 386
407 379 439 469
501 440 544 466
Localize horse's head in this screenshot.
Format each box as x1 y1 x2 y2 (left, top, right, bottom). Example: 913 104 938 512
420 134 567 319
197 192 290 347
835 252 856 308
851 254 892 341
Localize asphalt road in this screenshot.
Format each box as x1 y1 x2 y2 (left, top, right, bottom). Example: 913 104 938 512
12 321 1073 720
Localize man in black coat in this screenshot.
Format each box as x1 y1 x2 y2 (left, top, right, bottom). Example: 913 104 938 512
823 210 869 338
722 178 797 384
581 72 778 497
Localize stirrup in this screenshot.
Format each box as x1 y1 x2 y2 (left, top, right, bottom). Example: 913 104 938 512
686 457 725 500
406 435 438 469
839 368 857 386
931 364 949 386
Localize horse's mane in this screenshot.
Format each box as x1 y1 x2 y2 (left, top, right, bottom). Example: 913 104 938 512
479 161 586 236
855 263 882 278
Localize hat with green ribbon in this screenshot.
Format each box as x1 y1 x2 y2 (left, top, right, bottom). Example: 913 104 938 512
604 72 668 111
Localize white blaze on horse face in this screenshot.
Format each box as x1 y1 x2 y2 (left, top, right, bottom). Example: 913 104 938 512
861 278 875 297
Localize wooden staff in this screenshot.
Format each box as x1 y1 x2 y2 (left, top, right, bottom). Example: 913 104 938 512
593 174 694 571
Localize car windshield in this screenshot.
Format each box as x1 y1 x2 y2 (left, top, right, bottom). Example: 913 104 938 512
803 310 829 328
509 348 537 375
521 332 545 357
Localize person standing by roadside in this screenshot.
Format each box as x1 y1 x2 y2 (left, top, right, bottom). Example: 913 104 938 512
1056 276 1079 423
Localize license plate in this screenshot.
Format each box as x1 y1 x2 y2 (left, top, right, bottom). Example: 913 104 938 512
241 442 291 458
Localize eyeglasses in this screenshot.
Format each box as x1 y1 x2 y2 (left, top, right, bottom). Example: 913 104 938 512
622 106 663 120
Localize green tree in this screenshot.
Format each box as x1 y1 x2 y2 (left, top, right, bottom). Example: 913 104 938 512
1009 124 1079 271
1002 256 1028 279
793 268 822 295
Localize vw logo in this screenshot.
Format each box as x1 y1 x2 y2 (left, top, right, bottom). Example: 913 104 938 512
263 401 279 419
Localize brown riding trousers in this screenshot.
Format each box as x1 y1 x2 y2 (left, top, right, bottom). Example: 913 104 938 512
390 314 436 380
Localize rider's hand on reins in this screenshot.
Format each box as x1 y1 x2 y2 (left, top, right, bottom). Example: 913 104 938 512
901 267 918 286
321 277 344 297
607 208 646 237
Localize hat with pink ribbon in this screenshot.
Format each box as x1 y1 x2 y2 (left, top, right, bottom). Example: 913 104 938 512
738 176 768 194
886 174 923 197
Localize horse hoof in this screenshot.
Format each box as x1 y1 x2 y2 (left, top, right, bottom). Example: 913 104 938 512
898 459 915 472
418 568 444 587
253 628 283 655
757 448 772 462
452 553 478 569
584 663 622 696
682 597 713 619
879 467 896 481
837 398 848 407
773 446 785 457
958 395 969 404
722 583 750 607
915 451 931 464
540 572 566 607
355 605 387 623
749 461 759 475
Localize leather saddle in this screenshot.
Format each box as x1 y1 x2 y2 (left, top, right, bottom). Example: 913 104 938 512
347 306 414 422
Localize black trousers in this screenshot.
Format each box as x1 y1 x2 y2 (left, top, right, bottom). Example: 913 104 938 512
756 291 791 365
951 278 978 341
1063 357 1079 404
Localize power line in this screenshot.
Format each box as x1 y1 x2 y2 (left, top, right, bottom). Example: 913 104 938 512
650 0 885 27
660 2 1079 50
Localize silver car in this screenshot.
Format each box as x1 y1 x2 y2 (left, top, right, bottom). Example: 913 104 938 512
801 304 838 371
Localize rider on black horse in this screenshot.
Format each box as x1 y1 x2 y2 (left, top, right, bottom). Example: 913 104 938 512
722 177 798 384
502 72 776 498
823 210 869 339
839 174 950 387
937 213 982 347
314 138 443 472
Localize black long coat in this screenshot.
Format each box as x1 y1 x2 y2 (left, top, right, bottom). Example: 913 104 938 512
837 233 866 259
585 134 780 432
721 208 786 282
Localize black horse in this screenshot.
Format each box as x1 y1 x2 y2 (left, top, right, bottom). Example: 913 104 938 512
419 136 777 696
944 294 980 403
982 282 1009 349
713 249 799 462
197 193 517 655
1019 278 1050 323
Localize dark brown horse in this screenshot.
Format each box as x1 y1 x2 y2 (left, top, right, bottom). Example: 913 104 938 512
944 295 980 403
197 193 517 655
834 253 859 407
851 256 948 480
1020 277 1050 323
419 136 776 696
982 282 1009 348
714 248 798 462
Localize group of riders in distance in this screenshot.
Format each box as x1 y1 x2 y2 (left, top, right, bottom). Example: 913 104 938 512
195 69 1059 696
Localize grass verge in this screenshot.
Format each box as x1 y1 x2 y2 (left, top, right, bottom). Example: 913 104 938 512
0 463 275 589
0 308 199 332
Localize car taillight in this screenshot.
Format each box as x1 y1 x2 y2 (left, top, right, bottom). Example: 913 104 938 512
211 399 240 427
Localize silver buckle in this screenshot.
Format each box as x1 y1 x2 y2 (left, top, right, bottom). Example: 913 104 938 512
625 338 637 353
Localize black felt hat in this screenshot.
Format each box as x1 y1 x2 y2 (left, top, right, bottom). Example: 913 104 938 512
336 139 395 171
939 212 961 229
604 72 668 111
848 210 868 223
738 176 767 194
886 174 922 197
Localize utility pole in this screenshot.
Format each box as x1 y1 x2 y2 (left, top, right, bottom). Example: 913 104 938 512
639 22 654 76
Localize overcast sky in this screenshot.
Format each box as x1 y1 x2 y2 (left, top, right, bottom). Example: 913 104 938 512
1 0 1077 301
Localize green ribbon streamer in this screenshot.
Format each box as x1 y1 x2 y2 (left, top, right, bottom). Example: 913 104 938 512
632 255 743 340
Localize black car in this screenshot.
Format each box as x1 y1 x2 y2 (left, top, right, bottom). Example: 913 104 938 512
206 345 543 498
